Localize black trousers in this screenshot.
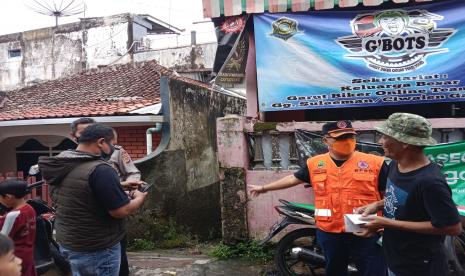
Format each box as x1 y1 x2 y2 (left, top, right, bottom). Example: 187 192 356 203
316 229 386 276
119 236 129 276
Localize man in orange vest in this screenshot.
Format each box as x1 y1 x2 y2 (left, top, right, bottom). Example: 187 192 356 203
249 120 387 276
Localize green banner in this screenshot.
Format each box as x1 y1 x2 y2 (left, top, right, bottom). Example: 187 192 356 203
425 141 465 216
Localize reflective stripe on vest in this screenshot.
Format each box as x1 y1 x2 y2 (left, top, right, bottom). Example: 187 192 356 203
308 151 384 233
315 209 332 217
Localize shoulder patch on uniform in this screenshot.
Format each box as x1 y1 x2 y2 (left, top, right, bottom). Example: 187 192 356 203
317 160 326 169
121 149 131 164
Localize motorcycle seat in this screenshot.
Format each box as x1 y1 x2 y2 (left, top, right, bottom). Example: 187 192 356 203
279 199 315 215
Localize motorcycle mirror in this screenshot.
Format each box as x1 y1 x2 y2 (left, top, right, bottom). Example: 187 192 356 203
28 164 40 176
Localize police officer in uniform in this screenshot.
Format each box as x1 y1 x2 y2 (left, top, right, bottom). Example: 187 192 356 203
70 119 142 189
108 129 142 276
109 130 142 189
249 121 387 276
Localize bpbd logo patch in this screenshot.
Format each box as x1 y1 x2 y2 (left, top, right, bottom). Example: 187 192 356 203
357 160 369 169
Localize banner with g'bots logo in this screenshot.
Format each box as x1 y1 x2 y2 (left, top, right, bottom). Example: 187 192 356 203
254 1 465 111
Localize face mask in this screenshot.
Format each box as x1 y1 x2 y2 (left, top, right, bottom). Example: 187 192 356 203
330 138 356 156
73 135 80 144
101 142 115 160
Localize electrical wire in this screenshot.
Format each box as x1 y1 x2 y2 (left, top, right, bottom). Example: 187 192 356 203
104 41 136 66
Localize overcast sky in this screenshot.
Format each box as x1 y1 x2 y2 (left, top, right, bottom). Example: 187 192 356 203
0 0 215 46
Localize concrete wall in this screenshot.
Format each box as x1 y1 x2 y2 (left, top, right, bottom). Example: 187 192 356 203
134 43 216 71
215 115 312 242
0 14 133 91
131 78 246 240
246 171 313 238
84 22 132 69
0 15 215 91
216 115 465 242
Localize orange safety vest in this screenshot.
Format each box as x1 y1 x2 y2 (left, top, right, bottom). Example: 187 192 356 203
307 151 384 233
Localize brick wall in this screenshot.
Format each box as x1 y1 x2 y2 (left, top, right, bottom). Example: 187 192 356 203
114 126 161 160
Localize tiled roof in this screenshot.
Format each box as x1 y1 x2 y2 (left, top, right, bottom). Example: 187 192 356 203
0 60 206 121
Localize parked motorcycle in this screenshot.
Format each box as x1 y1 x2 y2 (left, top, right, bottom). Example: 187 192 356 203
0 180 70 275
28 180 71 275
261 196 465 276
260 198 352 276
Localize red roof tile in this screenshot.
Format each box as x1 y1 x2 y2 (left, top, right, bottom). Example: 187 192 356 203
0 60 208 121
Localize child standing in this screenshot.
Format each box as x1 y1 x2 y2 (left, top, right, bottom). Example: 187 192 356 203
0 233 22 276
0 179 37 276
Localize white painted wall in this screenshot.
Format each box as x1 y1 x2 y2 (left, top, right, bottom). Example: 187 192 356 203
0 19 132 91
0 40 23 91
85 22 131 69
134 42 216 70
0 125 70 144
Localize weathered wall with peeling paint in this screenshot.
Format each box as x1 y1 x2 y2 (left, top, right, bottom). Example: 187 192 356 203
0 14 216 91
216 115 465 241
0 14 135 91
216 115 310 242
168 79 245 191
131 78 246 240
134 43 216 71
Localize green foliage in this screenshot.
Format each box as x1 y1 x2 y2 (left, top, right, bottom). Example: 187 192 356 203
252 122 277 132
127 209 197 250
157 219 196 249
129 239 156 251
209 240 273 262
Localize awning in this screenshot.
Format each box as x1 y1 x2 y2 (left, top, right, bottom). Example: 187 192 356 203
202 0 435 18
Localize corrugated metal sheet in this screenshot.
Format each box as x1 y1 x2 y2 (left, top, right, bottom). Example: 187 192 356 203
202 0 435 18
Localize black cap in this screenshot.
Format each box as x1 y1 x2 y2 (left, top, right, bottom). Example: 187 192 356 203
322 120 357 138
0 179 29 198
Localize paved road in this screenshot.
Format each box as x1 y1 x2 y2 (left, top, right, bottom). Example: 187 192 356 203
43 250 272 276
128 252 269 276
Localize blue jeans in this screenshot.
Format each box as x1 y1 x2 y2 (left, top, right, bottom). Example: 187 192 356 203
316 229 386 276
60 243 121 276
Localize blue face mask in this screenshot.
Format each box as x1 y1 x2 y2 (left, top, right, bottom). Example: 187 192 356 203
101 142 115 160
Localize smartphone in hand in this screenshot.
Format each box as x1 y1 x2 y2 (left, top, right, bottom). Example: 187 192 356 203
138 182 154 193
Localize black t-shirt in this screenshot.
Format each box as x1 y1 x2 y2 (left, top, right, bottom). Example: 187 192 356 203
88 164 130 211
294 157 388 192
383 161 460 276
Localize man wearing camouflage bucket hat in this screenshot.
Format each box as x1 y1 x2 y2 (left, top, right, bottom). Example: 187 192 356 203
355 113 462 276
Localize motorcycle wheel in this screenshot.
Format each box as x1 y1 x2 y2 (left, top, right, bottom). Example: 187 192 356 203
448 232 465 276
275 227 321 276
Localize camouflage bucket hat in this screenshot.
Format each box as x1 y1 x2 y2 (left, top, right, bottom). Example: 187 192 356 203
375 113 437 146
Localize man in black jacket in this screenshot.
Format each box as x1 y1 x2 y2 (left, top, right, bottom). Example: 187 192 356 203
39 123 147 276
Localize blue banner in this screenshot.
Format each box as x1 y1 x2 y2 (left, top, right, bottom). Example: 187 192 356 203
254 1 465 111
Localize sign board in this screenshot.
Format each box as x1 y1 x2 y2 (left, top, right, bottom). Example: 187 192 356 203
425 141 465 215
254 1 465 111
